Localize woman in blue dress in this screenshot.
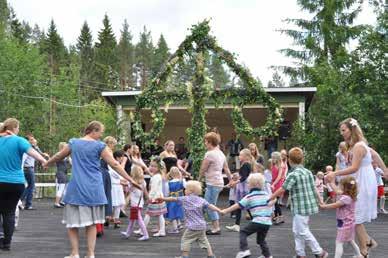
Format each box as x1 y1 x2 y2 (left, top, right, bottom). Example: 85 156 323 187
45 121 139 258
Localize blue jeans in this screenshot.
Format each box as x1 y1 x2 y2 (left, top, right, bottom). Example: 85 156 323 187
21 167 35 208
205 185 223 221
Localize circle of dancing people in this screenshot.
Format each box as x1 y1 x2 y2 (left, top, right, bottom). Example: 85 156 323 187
0 118 387 258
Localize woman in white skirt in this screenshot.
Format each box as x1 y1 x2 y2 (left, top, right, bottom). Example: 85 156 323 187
45 121 139 258
109 150 127 228
326 118 388 257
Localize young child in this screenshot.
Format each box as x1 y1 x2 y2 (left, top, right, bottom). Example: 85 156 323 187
271 151 284 225
54 142 71 208
109 150 127 228
228 172 240 219
335 142 348 179
270 147 328 258
315 171 325 199
320 176 362 258
226 149 254 232
121 165 149 241
325 165 336 204
166 166 185 233
143 157 167 237
158 181 220 258
221 173 274 258
373 161 387 214
264 159 273 195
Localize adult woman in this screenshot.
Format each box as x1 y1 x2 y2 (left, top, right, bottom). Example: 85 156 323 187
129 144 148 173
248 143 264 165
0 118 47 251
45 121 139 258
199 132 232 235
326 118 388 257
160 140 178 173
99 136 116 231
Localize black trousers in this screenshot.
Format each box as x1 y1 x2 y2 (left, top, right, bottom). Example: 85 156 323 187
240 222 271 257
274 197 282 217
0 183 25 247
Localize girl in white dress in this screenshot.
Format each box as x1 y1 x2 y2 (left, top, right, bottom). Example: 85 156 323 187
326 118 388 257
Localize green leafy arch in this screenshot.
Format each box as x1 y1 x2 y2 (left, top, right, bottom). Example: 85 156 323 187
132 21 282 176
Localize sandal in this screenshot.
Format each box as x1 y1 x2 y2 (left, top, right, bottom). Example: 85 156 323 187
366 238 378 250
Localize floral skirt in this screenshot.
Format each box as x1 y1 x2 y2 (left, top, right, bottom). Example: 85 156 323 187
146 201 167 216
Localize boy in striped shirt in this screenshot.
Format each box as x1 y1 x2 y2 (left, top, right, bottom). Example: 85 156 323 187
221 173 274 258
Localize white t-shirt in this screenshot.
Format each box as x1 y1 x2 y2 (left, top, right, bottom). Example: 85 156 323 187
130 181 146 208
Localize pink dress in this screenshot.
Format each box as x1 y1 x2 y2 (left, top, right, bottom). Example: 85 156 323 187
336 195 356 242
271 166 284 192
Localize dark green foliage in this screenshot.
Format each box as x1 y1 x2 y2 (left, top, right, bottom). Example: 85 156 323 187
135 26 154 89
117 19 135 90
95 14 118 88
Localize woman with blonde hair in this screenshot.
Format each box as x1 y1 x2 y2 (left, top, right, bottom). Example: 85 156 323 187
248 143 264 165
44 121 140 258
326 118 388 257
0 118 47 251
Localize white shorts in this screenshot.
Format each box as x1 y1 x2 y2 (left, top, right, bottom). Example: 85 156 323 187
56 183 67 198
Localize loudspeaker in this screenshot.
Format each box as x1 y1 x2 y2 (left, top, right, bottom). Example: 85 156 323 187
279 121 291 140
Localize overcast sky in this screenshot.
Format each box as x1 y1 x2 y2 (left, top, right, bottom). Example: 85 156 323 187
10 0 376 84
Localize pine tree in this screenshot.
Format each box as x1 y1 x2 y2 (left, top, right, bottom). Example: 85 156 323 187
76 21 96 99
43 19 67 74
152 34 169 77
117 19 135 90
30 24 45 49
9 8 30 44
279 0 364 78
209 53 229 89
267 71 285 87
135 26 154 89
95 14 118 89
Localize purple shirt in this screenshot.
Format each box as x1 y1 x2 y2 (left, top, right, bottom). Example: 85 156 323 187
178 194 209 230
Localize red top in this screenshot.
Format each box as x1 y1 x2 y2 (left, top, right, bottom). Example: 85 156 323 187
271 165 285 192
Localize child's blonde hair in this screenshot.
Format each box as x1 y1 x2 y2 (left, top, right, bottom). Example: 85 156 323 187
271 152 282 167
316 171 324 178
266 159 272 170
339 176 358 201
254 162 265 173
58 142 67 151
150 156 167 179
169 166 181 179
240 148 256 170
339 141 347 152
247 173 265 189
185 180 202 195
131 165 144 185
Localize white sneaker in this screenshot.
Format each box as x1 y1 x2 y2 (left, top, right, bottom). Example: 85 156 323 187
236 250 251 258
380 208 388 214
226 224 240 232
134 229 143 235
120 231 130 239
258 256 273 258
138 236 149 241
64 255 80 258
153 232 166 237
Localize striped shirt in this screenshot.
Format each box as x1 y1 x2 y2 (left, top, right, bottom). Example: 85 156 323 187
282 165 319 216
239 189 272 225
